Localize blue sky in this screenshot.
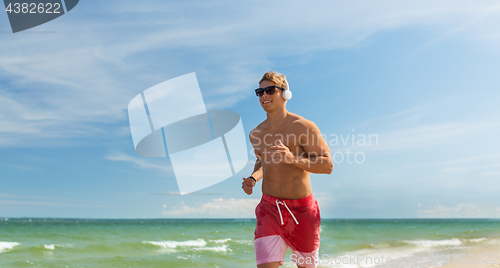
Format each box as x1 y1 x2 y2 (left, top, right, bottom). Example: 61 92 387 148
1 0 500 219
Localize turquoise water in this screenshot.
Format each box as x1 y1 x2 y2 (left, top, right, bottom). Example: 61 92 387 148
1 218 499 268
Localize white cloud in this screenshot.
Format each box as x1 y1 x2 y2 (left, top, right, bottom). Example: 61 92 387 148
0 200 100 207
327 121 496 153
2 0 500 147
480 171 500 176
162 197 260 218
375 122 495 151
401 153 500 174
328 98 499 152
313 192 337 212
0 194 108 208
352 99 460 128
105 152 172 172
417 203 500 218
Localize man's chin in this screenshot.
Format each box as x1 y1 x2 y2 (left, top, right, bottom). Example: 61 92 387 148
262 106 273 112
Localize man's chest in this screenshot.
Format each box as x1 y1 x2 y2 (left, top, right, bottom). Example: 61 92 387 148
252 129 305 157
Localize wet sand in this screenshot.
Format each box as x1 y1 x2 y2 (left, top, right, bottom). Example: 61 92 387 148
439 245 499 268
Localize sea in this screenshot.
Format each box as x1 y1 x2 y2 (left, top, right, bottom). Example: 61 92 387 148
1 218 499 268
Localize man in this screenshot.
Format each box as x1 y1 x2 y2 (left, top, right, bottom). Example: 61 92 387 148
242 71 333 268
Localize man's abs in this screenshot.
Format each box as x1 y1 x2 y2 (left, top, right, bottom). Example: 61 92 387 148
261 165 312 199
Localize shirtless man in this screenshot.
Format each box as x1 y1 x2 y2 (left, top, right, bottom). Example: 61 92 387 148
242 71 333 268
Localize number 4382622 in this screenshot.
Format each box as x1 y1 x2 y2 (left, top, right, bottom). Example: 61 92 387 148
5 3 61 14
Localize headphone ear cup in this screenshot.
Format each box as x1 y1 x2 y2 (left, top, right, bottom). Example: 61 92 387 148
282 79 292 100
283 89 292 100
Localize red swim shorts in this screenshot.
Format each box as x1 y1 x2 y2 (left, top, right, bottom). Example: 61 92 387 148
254 193 321 267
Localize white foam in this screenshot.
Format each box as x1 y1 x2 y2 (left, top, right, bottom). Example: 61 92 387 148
210 238 231 244
234 239 253 245
312 253 361 268
42 244 73 250
193 244 231 252
0 242 20 253
315 241 457 268
44 244 55 250
344 248 424 268
143 239 207 248
304 238 487 268
485 238 500 245
402 238 462 247
467 238 486 243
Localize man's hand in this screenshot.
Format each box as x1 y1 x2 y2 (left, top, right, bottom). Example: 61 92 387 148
242 177 256 195
269 140 296 164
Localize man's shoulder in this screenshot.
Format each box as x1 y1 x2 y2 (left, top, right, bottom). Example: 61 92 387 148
253 120 267 131
249 120 267 138
288 113 317 130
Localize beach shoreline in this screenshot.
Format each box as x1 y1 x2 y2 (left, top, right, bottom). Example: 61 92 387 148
2 218 499 268
437 245 499 268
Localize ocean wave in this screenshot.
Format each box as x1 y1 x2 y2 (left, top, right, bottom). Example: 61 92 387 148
466 238 486 243
143 239 233 253
143 239 207 248
315 238 481 268
0 242 20 253
485 238 500 245
210 238 231 244
44 244 55 250
402 238 462 247
234 239 253 245
316 245 456 268
42 244 73 250
193 245 231 252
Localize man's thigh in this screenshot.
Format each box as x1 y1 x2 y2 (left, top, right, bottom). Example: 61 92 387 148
254 235 288 266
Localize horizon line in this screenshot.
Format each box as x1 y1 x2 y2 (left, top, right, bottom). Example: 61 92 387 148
2 217 500 220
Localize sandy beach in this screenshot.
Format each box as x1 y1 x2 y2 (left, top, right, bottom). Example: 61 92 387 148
439 245 499 268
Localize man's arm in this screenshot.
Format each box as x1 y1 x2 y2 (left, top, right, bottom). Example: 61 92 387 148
292 148 333 174
250 159 263 181
242 128 264 195
270 121 333 174
242 159 262 195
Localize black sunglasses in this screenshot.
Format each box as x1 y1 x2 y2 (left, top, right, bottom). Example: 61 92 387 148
255 86 285 97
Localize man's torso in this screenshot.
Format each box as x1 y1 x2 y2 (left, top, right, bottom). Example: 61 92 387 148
250 113 313 199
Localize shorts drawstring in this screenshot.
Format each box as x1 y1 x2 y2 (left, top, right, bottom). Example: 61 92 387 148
275 199 299 225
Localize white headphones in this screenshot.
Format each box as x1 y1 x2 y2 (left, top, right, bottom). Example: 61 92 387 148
282 79 293 101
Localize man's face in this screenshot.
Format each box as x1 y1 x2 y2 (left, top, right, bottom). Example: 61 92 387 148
258 80 284 112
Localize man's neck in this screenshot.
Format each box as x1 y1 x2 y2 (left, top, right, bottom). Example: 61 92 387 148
266 106 288 130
